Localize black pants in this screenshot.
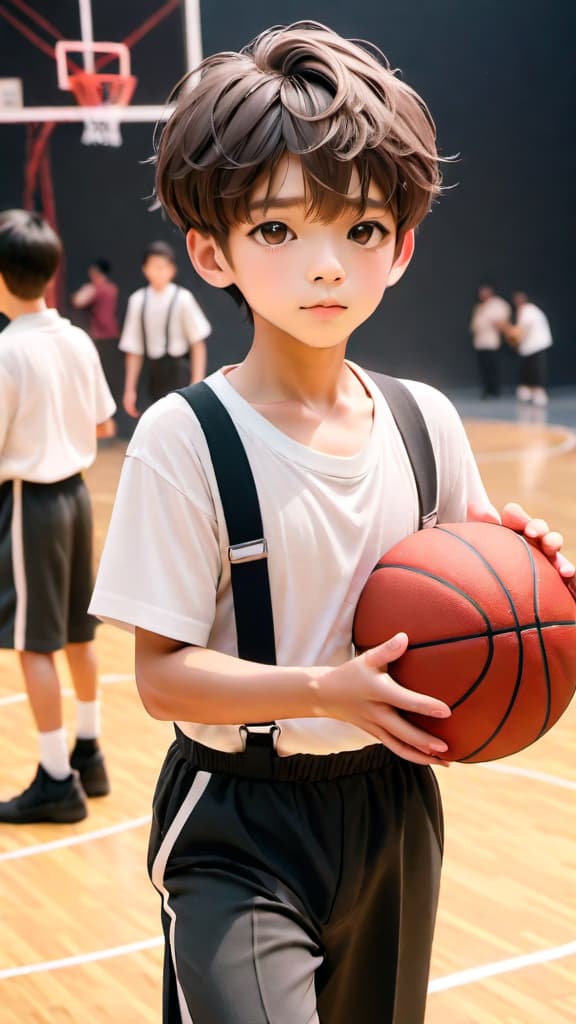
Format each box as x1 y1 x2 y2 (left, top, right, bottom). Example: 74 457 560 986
519 350 547 389
148 355 190 405
148 733 444 1024
476 348 501 397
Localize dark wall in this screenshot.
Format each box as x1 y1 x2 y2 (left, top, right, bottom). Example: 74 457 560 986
1 1 574 387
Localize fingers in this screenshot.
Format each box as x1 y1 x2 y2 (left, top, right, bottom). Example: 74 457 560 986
377 675 452 719
357 716 451 767
364 632 409 667
467 501 501 525
499 504 575 577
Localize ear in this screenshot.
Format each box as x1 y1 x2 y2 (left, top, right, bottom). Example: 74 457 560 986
386 229 415 287
186 229 235 289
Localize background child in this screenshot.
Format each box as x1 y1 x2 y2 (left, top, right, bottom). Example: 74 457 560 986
469 283 511 398
119 240 211 418
500 291 553 407
0 209 116 824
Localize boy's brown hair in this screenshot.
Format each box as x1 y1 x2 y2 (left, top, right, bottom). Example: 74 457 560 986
155 21 442 244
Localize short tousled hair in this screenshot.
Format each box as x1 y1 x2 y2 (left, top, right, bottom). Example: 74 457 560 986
0 209 61 299
90 258 111 275
155 21 442 242
142 240 177 266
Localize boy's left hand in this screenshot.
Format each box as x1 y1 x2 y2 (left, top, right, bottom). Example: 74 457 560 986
468 501 576 598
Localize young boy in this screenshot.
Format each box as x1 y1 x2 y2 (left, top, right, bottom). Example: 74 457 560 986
119 240 211 418
0 209 116 824
90 22 574 1023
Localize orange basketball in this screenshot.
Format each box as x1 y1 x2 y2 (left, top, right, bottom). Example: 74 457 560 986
353 522 576 762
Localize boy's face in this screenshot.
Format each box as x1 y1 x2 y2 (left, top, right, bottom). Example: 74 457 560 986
142 254 176 290
189 156 413 349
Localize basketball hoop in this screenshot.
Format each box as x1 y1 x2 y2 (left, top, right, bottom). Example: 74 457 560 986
55 40 137 147
69 71 136 146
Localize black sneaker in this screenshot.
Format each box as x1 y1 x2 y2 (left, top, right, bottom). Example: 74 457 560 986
0 765 88 824
70 739 110 798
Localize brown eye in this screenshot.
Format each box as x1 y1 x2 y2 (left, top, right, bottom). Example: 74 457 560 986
252 222 294 246
348 222 387 248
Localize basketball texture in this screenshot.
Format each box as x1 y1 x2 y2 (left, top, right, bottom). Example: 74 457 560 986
353 522 576 762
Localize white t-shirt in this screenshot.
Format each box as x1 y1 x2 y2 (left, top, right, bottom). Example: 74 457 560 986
118 284 211 359
0 309 115 484
89 363 490 756
516 303 553 357
470 296 511 350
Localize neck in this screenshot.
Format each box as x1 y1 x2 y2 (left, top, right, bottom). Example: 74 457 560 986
228 316 354 406
2 296 47 320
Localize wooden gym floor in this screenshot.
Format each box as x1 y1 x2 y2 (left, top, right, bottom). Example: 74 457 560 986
0 410 575 1023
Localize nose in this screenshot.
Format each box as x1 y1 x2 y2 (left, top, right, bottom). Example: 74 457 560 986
307 247 346 286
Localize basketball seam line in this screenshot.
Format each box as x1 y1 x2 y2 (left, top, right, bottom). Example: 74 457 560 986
406 619 576 651
434 527 526 760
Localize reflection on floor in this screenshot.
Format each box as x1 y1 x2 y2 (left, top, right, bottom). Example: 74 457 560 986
447 387 576 429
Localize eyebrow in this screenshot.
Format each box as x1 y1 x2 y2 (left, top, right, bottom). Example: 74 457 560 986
247 196 391 213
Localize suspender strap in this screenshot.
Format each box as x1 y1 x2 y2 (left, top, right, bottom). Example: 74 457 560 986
367 372 438 529
176 382 277 667
141 286 181 359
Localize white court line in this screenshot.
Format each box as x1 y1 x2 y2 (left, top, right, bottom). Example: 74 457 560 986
0 815 151 862
1 935 574 986
474 428 576 464
428 940 576 993
0 936 164 980
0 673 133 707
477 763 576 790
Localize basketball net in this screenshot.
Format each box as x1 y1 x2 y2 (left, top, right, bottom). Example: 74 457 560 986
69 72 136 148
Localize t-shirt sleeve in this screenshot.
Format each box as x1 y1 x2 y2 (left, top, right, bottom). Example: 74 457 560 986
89 341 116 423
180 290 212 344
89 398 221 643
0 364 17 455
404 381 492 522
118 292 145 355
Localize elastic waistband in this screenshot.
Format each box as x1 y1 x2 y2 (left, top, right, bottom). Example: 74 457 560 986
174 726 395 782
1 473 83 495
23 472 83 491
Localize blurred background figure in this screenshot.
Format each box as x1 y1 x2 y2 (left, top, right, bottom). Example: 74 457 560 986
71 261 128 433
119 241 211 419
469 284 511 399
500 292 553 407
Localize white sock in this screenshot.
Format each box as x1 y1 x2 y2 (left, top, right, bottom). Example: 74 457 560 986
76 699 101 740
39 728 70 780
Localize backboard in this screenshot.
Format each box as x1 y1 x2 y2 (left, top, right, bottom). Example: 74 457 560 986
0 0 202 132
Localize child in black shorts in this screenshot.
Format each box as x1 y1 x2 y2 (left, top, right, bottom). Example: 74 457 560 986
0 210 116 823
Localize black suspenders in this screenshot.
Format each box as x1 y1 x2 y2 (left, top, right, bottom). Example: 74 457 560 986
140 286 180 358
176 375 438 751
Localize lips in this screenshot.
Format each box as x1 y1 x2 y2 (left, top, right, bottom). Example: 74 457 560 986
301 302 347 309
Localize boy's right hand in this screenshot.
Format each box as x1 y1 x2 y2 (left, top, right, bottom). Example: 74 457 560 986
123 388 139 418
317 632 452 766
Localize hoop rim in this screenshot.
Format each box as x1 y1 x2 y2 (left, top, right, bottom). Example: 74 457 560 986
68 72 137 108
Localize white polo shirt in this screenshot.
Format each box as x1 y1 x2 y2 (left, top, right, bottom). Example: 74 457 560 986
516 303 553 357
90 364 490 756
470 296 511 350
0 309 115 484
118 284 211 360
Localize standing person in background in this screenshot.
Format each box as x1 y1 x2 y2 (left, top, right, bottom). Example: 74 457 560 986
71 260 124 430
119 241 211 418
0 210 116 824
500 291 553 406
469 284 510 398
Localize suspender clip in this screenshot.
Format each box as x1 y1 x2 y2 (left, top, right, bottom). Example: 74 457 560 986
421 510 438 529
228 538 268 563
